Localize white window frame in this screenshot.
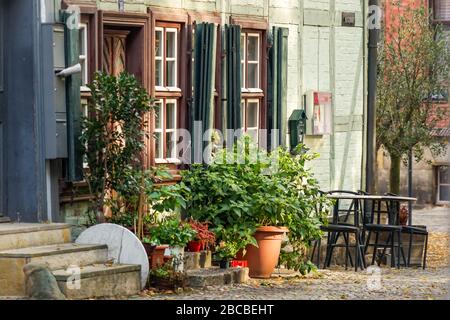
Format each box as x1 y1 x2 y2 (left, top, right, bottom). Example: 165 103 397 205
154 99 164 160
241 34 246 92
154 99 179 163
241 32 262 93
241 99 260 143
165 99 178 161
79 23 90 91
165 28 178 91
437 165 450 204
155 27 165 90
247 33 260 91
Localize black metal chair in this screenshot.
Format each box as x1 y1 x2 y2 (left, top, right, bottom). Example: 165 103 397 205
360 191 406 269
311 190 366 271
402 225 428 269
384 193 429 269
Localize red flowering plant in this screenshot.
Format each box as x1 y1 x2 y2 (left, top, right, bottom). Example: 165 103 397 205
186 219 216 251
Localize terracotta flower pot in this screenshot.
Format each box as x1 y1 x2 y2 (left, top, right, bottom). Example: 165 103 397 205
243 226 288 279
150 245 169 269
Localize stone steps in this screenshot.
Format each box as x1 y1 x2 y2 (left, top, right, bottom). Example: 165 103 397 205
0 243 109 296
0 223 71 251
0 217 10 223
53 264 141 299
185 267 249 288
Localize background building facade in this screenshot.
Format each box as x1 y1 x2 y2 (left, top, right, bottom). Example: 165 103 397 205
0 0 368 223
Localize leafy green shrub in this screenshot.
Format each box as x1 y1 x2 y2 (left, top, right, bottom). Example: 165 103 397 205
177 136 332 272
145 219 196 247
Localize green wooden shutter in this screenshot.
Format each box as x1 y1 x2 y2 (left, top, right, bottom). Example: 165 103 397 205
268 27 289 148
63 12 83 181
192 22 217 163
225 25 242 133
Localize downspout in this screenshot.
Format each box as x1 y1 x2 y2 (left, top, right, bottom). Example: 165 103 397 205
366 0 380 194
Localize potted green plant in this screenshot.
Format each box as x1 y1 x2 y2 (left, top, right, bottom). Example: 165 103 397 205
149 262 185 290
178 136 331 278
215 241 239 269
147 219 197 272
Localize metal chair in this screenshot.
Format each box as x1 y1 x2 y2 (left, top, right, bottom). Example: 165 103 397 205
383 193 429 269
311 190 366 271
360 191 406 269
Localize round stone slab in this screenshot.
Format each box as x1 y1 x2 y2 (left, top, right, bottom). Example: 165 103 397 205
75 223 149 289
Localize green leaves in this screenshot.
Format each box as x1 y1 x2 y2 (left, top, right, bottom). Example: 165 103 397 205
147 220 197 247
180 137 333 272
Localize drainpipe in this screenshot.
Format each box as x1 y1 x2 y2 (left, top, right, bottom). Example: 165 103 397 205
366 0 380 194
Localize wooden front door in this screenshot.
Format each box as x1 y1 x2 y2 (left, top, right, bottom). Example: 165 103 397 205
103 30 129 76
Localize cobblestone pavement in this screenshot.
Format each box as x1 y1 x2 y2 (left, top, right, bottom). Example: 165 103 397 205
135 265 449 300
135 229 450 301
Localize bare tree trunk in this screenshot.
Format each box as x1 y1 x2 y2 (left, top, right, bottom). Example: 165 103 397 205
389 154 401 195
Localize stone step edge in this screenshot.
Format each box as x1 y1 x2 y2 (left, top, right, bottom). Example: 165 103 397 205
0 217 10 223
53 264 141 281
0 244 108 258
184 267 249 288
0 223 71 236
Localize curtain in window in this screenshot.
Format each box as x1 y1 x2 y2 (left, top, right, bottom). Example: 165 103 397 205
224 25 242 133
62 11 83 181
192 22 217 163
268 27 289 149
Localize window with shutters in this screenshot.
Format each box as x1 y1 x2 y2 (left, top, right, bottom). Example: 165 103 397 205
154 22 182 163
241 29 264 143
154 99 178 161
434 0 450 21
155 24 180 92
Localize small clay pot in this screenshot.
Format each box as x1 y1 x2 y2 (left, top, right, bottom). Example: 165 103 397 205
243 226 288 278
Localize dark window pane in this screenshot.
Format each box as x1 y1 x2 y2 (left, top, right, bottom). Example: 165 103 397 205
155 60 162 87
439 185 450 201
155 30 162 57
166 31 176 58
155 132 162 159
248 63 259 88
166 60 176 87
247 35 259 61
439 166 450 184
166 132 175 158
166 102 176 129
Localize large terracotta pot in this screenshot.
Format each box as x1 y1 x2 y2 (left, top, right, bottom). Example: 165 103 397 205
243 226 288 278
